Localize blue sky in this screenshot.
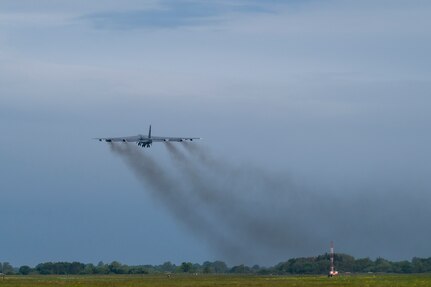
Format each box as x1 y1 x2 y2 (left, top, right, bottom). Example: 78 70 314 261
1 0 431 266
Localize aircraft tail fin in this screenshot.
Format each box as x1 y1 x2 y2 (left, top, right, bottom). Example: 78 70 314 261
148 125 152 138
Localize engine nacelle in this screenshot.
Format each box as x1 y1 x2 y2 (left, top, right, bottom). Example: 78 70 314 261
138 140 152 148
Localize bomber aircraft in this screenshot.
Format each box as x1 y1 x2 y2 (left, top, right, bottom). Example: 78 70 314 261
95 125 201 148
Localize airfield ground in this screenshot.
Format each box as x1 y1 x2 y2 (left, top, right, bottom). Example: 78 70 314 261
0 274 430 287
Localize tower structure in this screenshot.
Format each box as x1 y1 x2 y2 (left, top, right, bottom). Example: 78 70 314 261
328 241 338 277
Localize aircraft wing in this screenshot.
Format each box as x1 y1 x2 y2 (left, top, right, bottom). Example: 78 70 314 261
94 136 141 142
151 136 201 142
94 136 201 142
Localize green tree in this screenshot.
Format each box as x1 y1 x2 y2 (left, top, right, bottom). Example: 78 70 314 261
230 264 251 273
109 261 128 274
180 262 193 273
394 261 412 273
19 266 31 275
354 258 374 272
335 254 355 272
1 262 14 275
36 262 53 275
374 258 392 273
212 261 228 273
160 261 175 273
68 262 85 274
84 264 96 274
203 265 211 273
95 262 109 274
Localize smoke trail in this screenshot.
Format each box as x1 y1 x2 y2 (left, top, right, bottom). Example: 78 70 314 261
109 143 247 260
181 142 227 175
166 142 322 259
180 143 431 261
164 142 221 203
110 142 431 263
182 142 297 199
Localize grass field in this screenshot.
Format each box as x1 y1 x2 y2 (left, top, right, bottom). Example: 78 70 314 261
0 274 431 287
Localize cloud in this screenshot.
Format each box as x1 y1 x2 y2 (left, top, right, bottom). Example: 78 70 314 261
78 0 277 30
0 0 160 27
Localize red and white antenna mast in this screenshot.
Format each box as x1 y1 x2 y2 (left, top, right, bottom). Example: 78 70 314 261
329 241 338 277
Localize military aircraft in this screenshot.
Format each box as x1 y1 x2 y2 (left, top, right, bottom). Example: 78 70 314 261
95 125 201 148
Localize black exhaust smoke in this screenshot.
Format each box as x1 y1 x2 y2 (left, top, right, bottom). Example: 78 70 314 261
109 143 248 261
108 142 431 264
165 142 322 261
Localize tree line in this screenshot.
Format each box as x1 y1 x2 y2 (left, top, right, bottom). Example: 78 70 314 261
2 254 431 275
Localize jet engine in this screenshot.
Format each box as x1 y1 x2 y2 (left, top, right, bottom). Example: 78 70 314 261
137 141 152 148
